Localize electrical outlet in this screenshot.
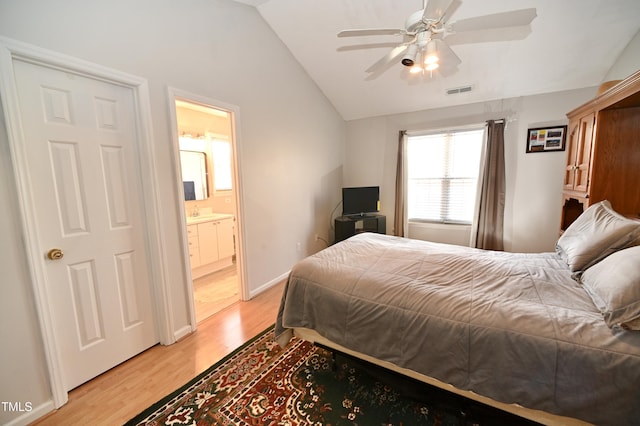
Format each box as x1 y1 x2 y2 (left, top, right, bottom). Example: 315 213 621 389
296 242 302 252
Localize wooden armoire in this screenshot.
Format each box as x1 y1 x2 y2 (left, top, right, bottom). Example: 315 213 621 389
560 69 640 231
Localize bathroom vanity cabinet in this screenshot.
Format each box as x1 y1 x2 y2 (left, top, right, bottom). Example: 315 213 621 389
187 214 235 278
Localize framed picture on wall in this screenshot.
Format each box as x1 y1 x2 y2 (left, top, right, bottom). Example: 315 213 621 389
526 125 567 153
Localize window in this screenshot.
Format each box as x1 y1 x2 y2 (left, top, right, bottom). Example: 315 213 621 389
212 139 232 191
407 128 484 224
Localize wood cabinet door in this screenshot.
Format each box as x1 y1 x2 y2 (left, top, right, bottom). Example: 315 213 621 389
573 112 595 193
564 113 595 193
563 118 580 190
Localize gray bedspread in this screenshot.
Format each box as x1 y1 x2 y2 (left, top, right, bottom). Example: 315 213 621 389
275 233 640 425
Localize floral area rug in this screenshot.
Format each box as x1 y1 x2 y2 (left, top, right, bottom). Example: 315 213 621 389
126 325 539 425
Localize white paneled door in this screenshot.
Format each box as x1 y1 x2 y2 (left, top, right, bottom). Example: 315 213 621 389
13 59 158 390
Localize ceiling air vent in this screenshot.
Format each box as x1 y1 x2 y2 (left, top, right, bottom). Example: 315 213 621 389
446 85 473 95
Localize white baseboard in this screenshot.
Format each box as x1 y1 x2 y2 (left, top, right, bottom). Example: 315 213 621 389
249 271 289 299
3 400 54 426
173 324 194 342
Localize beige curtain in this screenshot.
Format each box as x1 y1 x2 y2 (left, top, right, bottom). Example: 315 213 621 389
394 130 407 237
474 120 506 250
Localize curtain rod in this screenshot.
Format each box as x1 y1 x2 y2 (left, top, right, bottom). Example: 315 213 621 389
403 117 515 137
404 122 486 137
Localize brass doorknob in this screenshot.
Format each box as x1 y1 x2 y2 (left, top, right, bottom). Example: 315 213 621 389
47 248 64 260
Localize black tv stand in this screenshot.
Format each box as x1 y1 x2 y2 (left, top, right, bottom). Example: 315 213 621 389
334 214 386 243
344 213 379 218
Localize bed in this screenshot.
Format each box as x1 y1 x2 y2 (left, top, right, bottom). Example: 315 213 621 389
275 201 640 426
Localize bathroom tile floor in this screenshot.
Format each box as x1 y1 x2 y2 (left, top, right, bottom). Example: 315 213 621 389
193 264 239 323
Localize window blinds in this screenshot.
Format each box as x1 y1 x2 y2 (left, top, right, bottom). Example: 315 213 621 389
406 128 484 224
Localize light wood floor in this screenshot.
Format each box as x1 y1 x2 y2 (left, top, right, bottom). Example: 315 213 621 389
32 280 285 425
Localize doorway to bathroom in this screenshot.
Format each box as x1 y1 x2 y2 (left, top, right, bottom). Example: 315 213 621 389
168 89 246 325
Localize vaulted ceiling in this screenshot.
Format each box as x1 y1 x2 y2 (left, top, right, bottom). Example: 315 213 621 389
234 0 640 121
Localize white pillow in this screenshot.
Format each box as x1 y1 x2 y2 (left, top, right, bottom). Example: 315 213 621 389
556 200 640 272
580 246 640 330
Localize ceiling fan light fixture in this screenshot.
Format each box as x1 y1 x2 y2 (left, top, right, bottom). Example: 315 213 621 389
423 40 439 65
401 57 415 67
425 62 439 71
401 44 419 67
424 54 439 65
409 50 424 73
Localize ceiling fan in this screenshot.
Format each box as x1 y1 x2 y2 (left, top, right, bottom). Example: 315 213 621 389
338 0 537 79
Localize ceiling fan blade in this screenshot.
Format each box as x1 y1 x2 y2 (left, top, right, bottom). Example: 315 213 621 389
436 62 460 77
440 0 462 24
422 0 456 21
448 8 537 33
433 38 461 67
338 29 405 37
364 44 409 78
444 25 532 46
337 42 401 52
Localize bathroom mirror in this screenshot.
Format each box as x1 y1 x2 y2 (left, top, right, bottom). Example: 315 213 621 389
180 150 208 201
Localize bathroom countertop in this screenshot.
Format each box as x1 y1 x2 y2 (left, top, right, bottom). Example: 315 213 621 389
186 213 234 225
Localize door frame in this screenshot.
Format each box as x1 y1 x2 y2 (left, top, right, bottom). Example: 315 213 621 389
167 87 248 329
0 37 173 407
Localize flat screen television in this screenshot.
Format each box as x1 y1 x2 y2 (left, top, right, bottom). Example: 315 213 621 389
342 186 379 216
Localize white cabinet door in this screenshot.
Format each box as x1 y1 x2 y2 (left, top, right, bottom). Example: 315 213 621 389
197 221 219 264
217 218 235 259
187 225 201 268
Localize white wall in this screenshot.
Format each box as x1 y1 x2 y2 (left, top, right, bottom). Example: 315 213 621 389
408 222 472 246
344 87 597 253
0 0 345 424
604 28 640 82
